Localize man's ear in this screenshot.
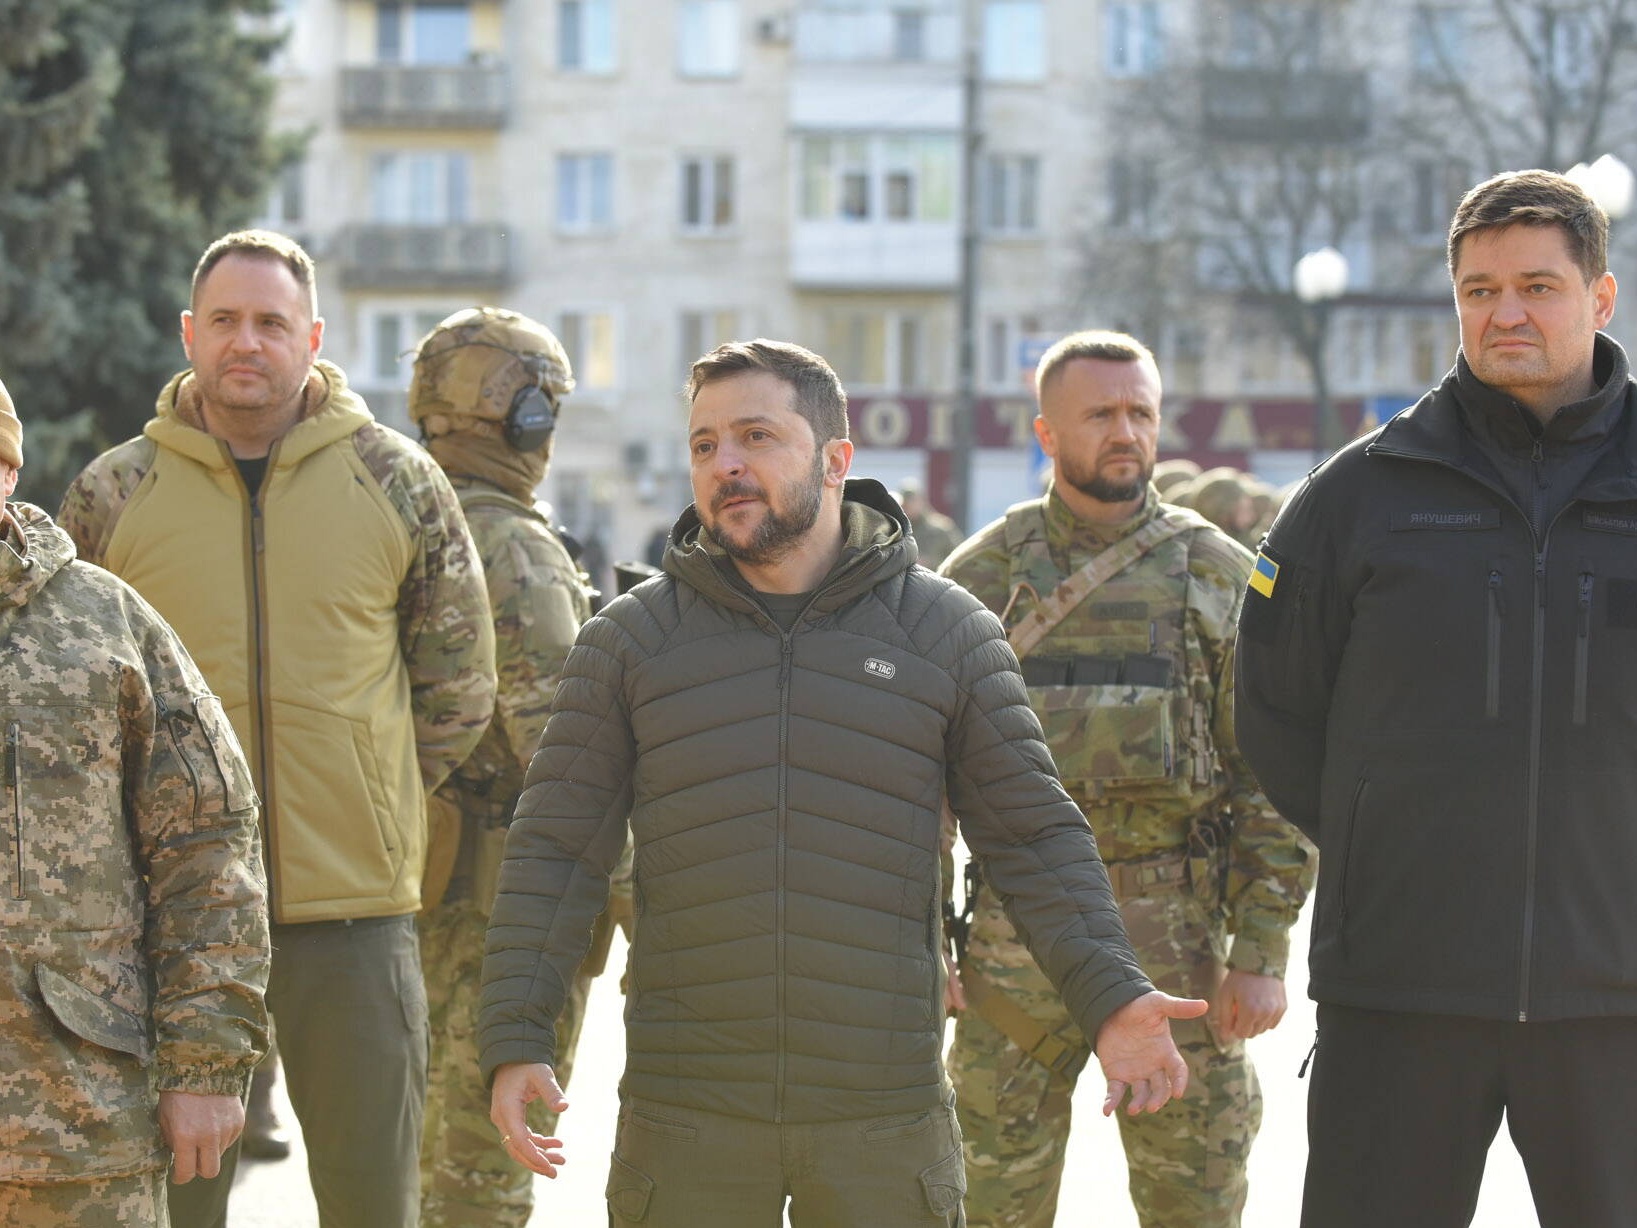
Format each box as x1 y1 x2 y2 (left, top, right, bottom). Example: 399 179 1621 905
824 438 854 488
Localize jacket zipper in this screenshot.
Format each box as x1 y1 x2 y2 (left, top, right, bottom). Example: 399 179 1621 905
242 452 278 918
8 723 22 900
773 630 794 1124
1573 571 1594 726
1486 570 1505 720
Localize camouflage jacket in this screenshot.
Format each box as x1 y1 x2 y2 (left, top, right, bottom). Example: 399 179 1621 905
941 484 1314 976
0 503 269 1182
58 361 496 923
434 480 592 904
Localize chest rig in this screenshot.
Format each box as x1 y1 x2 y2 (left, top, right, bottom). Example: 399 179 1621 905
1000 500 1216 805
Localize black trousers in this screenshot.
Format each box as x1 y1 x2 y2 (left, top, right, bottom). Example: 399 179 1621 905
1301 1003 1637 1228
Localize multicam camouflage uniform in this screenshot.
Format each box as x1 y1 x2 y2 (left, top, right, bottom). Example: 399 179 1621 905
0 503 268 1222
418 480 599 1227
409 307 632 1227
940 484 1314 1228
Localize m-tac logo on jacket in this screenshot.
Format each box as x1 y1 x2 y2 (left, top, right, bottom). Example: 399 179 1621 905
864 657 897 680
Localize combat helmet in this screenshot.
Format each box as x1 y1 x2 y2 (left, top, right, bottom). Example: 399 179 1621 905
408 307 575 452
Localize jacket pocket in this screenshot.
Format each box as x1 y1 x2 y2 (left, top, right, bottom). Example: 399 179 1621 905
1334 774 1368 938
35 965 152 1062
7 722 20 900
1574 570 1594 726
160 694 259 828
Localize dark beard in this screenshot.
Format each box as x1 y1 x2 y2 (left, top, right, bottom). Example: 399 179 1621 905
703 450 825 567
1067 471 1149 503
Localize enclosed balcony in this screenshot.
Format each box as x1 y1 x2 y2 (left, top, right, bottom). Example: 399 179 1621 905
1200 66 1369 143
340 62 508 129
334 223 514 290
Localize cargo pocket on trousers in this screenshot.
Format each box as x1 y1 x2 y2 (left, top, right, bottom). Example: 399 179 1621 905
606 1152 655 1222
919 1147 967 1219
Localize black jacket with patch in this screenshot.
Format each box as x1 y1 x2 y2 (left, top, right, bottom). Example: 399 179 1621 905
1236 334 1637 1021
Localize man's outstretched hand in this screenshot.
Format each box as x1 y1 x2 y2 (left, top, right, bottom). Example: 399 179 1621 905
1095 990 1209 1116
490 1062 569 1177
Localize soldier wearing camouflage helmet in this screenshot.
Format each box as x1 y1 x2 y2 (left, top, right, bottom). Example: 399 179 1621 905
58 229 496 1228
0 376 270 1227
940 330 1314 1228
408 307 617 1228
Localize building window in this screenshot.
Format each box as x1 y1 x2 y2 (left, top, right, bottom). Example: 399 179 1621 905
370 152 470 223
983 0 1044 82
1106 2 1163 76
1108 155 1158 232
679 0 740 77
984 314 1042 390
800 135 958 224
375 2 470 65
559 0 615 72
680 155 736 232
984 154 1039 233
558 311 618 390
557 153 615 231
257 158 306 230
826 310 926 390
893 9 927 61
1410 5 1465 82
680 309 740 372
369 308 453 383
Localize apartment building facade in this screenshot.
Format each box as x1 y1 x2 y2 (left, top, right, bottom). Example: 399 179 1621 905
256 0 1637 575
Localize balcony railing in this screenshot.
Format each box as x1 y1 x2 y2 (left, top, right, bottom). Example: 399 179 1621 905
334 223 514 291
340 63 508 129
1201 66 1369 143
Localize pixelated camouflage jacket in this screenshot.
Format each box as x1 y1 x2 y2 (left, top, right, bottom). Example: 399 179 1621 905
941 484 1314 976
57 361 496 923
0 502 270 1183
434 480 592 902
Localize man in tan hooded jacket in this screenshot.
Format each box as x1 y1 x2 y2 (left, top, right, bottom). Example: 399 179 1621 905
59 230 495 1228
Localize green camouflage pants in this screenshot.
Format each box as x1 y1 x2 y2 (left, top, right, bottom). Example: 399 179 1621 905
950 883 1259 1228
418 899 594 1228
0 1169 168 1227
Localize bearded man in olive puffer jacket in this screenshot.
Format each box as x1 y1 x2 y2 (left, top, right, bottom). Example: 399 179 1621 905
481 339 1207 1228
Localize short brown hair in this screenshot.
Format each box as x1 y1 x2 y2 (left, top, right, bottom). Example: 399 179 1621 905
687 339 850 446
191 229 318 316
1035 329 1158 400
1447 170 1608 284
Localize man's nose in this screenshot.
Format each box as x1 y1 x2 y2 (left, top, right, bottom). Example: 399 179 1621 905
1491 288 1530 328
1108 412 1138 441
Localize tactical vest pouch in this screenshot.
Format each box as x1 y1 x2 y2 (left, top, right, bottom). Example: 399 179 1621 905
1032 682 1192 802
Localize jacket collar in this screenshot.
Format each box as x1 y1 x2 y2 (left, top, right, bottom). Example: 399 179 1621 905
144 360 374 468
1369 333 1637 498
664 477 915 616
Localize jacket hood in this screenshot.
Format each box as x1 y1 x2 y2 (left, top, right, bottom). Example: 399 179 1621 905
664 477 915 615
145 360 374 468
0 502 76 611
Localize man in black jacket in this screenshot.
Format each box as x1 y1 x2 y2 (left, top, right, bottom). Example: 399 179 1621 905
1236 169 1637 1227
481 339 1208 1228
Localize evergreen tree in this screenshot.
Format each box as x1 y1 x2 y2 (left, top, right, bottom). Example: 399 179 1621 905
0 0 286 507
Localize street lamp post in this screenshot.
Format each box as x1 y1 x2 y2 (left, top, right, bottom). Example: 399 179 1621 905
1293 246 1350 459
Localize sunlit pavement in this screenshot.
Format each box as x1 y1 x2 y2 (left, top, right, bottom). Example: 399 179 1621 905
227 901 1538 1226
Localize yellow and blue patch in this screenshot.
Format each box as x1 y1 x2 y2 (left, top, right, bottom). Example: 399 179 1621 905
1249 551 1279 599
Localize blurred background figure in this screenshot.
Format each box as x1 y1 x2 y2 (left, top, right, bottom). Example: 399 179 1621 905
898 476 964 568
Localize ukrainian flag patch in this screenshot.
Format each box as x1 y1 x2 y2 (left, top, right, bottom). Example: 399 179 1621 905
1249 552 1279 599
